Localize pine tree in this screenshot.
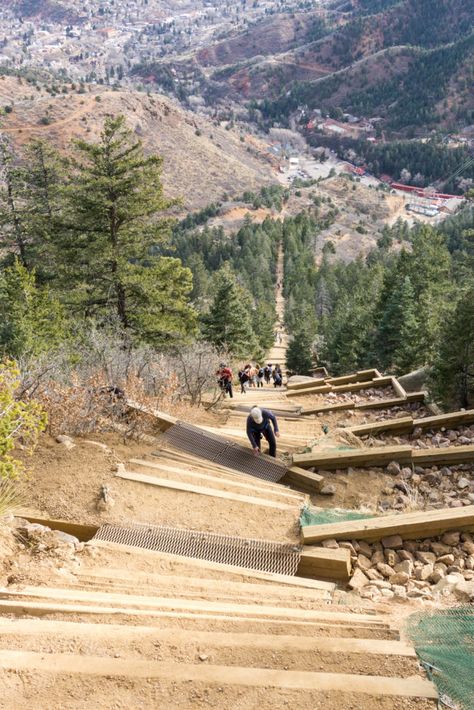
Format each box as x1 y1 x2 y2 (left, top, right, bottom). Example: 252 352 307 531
0 260 68 358
375 275 420 370
286 328 314 376
430 287 474 409
55 115 196 345
201 265 257 357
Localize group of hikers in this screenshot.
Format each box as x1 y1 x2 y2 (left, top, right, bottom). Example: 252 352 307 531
216 363 283 399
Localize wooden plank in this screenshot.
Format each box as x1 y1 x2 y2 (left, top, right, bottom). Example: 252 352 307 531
331 376 393 394
0 650 437 697
90 540 336 592
355 397 409 410
287 378 329 391
15 514 98 542
326 369 381 386
0 587 383 623
405 391 426 403
115 471 296 510
289 385 333 397
412 445 474 465
348 417 414 437
124 400 177 430
129 459 305 502
301 505 474 544
391 377 407 400
297 547 351 581
292 445 413 470
282 466 324 492
413 409 474 431
302 402 355 415
0 600 384 629
0 618 414 656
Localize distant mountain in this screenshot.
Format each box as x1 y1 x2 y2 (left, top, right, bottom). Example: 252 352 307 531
8 0 83 23
143 0 474 136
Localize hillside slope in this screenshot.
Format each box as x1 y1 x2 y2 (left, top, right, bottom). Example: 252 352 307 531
0 80 276 210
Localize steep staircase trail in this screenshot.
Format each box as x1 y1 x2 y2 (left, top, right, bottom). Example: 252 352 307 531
0 541 437 709
266 242 289 377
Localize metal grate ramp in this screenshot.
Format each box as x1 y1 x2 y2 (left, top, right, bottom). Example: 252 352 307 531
161 421 288 483
94 524 303 576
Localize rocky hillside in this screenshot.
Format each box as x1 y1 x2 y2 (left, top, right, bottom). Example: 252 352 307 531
0 78 275 210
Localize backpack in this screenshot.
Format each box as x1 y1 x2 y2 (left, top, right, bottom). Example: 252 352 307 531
258 368 264 378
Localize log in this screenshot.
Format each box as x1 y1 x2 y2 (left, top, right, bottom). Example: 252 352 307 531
348 417 414 437
412 445 474 465
292 445 413 470
297 547 351 581
302 402 355 415
115 470 297 510
330 376 393 394
413 409 474 431
301 505 474 544
289 385 333 397
326 369 382 386
281 466 324 492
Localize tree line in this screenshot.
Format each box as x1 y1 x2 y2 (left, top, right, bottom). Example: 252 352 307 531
284 205 474 409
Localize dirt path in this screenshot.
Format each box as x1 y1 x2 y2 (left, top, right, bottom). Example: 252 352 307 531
0 95 101 136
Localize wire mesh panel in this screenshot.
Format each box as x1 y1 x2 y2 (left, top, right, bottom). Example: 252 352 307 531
94 523 303 576
162 421 288 483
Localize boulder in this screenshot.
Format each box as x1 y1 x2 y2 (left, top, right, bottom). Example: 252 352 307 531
430 542 452 556
319 484 336 496
417 563 434 581
376 562 395 578
389 572 409 585
395 559 413 576
356 554 372 571
453 580 474 601
415 551 436 565
386 461 401 475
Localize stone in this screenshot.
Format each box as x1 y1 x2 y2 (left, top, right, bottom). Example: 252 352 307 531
359 587 380 600
392 584 407 599
380 588 394 599
441 531 461 545
430 542 452 556
458 436 472 445
398 549 414 562
436 553 455 566
339 541 356 554
400 467 412 479
386 461 401 475
384 550 400 567
198 654 209 662
389 572 409 585
417 563 434 581
381 535 403 550
371 550 385 565
321 539 339 549
376 562 395 578
348 568 369 590
395 559 413 576
53 531 80 546
319 484 336 496
457 477 471 490
357 540 373 558
453 580 474 601
450 500 463 508
356 554 372 571
366 568 383 581
415 551 436 565
370 580 391 589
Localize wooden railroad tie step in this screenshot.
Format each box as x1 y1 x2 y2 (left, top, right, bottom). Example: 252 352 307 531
0 618 414 656
301 504 474 545
0 650 437 698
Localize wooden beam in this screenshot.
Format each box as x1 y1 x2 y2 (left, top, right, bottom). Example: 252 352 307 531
0 650 437 698
301 505 474 545
15 514 98 542
125 400 177 431
129 459 305 502
292 445 413 470
412 445 474 466
281 466 324 492
413 409 474 431
355 397 410 410
391 377 407 400
297 547 351 581
286 378 323 391
302 402 355 415
289 385 333 397
326 369 382 386
115 470 297 510
0 618 415 656
330 376 393 395
348 417 414 437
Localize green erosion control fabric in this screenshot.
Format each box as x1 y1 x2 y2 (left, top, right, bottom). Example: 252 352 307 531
406 606 474 710
299 507 374 528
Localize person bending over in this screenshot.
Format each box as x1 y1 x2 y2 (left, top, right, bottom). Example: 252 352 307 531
246 406 280 458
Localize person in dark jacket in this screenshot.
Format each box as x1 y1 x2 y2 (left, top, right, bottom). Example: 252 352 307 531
246 406 280 457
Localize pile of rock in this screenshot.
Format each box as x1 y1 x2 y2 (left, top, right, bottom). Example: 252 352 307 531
379 461 474 511
371 424 474 449
321 531 474 603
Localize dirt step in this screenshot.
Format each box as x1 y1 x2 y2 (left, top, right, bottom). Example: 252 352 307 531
0 650 437 704
0 619 419 677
